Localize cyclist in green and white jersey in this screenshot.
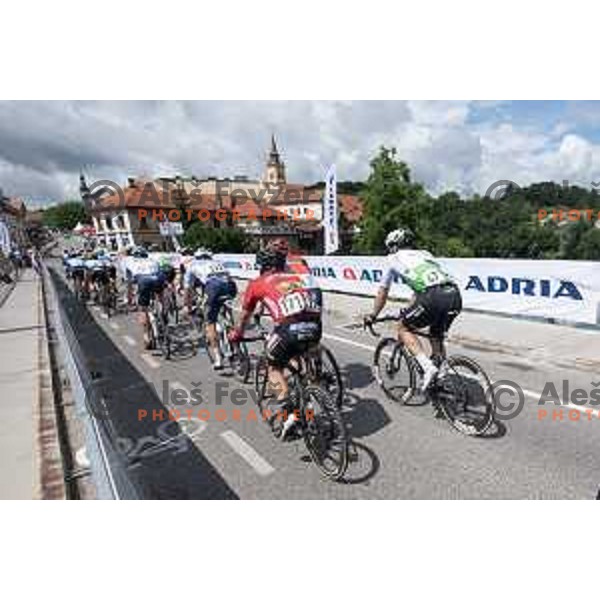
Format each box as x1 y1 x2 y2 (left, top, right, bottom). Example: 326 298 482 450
364 228 462 390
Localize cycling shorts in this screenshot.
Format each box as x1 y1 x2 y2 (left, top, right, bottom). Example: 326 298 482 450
265 320 322 368
399 283 462 337
204 277 237 324
137 273 167 308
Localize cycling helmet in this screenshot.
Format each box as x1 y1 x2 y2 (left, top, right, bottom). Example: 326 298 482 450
256 243 287 273
194 247 213 260
267 238 289 256
384 228 413 252
157 255 173 271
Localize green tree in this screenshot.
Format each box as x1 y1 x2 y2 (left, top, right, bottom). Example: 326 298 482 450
353 147 426 254
42 201 88 231
182 222 253 253
574 227 600 260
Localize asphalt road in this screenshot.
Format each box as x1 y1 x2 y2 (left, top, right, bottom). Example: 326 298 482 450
47 256 600 499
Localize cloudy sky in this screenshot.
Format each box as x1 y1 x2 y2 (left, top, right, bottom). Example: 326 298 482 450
1 100 600 205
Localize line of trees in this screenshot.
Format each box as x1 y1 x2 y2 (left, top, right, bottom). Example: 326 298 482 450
352 147 600 260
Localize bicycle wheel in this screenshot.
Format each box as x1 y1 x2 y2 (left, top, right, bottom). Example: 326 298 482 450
299 384 348 481
254 355 269 410
159 307 172 359
307 345 344 408
373 338 417 404
435 355 495 436
230 341 251 383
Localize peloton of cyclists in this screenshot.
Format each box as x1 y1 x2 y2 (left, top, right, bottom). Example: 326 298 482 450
364 228 463 391
183 248 237 370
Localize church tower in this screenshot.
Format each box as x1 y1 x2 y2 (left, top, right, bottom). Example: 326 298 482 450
263 134 286 186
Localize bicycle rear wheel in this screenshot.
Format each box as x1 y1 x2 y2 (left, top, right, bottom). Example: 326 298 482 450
299 384 348 481
435 355 495 436
373 338 418 404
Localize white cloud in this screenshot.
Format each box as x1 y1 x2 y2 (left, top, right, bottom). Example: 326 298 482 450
1 100 600 203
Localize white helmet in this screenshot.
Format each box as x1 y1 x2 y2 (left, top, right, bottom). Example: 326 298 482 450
385 228 412 252
194 247 213 260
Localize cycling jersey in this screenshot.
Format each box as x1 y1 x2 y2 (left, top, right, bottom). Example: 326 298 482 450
381 250 453 294
84 258 105 271
184 259 230 290
66 257 85 269
126 257 160 281
242 271 322 324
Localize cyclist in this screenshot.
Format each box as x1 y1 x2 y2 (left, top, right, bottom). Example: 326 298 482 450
364 228 462 390
229 239 323 434
65 249 86 295
183 248 237 370
83 250 109 302
126 248 164 348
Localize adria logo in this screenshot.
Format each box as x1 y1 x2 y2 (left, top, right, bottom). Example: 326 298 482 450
465 275 583 300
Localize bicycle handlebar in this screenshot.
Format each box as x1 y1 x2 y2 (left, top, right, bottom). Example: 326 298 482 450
363 314 399 337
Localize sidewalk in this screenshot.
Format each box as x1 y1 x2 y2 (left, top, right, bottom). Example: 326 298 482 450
0 271 42 499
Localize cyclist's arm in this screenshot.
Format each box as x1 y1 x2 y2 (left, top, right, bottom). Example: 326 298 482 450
235 282 260 332
372 268 396 318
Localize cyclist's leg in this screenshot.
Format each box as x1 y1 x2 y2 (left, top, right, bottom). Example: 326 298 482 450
398 291 438 389
204 280 226 367
137 276 154 348
429 285 462 361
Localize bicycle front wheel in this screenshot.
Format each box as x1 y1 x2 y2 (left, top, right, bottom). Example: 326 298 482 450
373 338 417 404
300 385 348 481
436 355 495 436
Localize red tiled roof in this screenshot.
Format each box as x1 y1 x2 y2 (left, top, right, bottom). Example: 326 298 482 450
339 194 363 223
91 180 364 224
265 184 322 205
91 182 175 211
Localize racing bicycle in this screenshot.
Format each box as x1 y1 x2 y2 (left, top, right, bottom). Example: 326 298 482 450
242 328 348 481
365 315 496 436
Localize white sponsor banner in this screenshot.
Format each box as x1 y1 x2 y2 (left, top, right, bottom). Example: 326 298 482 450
323 164 339 254
217 253 600 325
159 221 183 236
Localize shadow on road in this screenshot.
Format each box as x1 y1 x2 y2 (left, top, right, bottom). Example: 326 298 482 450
342 362 375 390
49 267 239 499
340 441 380 485
342 392 391 439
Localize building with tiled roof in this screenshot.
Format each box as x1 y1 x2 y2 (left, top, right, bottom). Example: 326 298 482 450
81 136 363 252
0 191 28 251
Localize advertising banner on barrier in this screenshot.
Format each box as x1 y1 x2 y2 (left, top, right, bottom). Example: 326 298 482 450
217 253 600 325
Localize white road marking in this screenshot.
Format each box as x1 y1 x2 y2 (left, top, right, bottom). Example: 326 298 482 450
220 430 275 477
122 335 137 347
140 353 160 369
172 381 190 396
323 332 376 353
109 322 120 331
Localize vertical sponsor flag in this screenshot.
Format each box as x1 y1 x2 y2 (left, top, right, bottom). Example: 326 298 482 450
0 220 11 254
324 164 339 254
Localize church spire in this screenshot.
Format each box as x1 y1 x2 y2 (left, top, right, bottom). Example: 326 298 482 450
264 134 286 186
269 133 280 164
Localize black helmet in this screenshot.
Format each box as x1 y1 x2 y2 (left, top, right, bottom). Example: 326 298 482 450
256 246 286 273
